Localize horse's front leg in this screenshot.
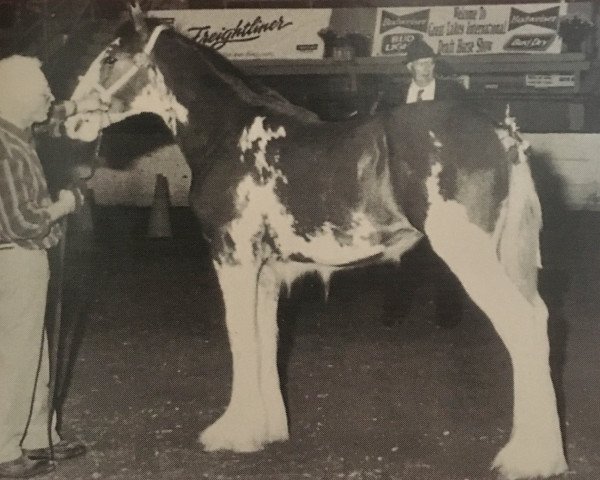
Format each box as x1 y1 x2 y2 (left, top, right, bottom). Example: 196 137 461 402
199 261 269 452
256 263 288 443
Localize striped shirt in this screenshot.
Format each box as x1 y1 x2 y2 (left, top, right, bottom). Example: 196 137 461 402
0 115 62 249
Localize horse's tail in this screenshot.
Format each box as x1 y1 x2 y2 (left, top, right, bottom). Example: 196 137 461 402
494 138 543 302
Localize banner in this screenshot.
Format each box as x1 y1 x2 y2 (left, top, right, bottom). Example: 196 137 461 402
525 74 575 88
372 3 562 57
149 9 332 60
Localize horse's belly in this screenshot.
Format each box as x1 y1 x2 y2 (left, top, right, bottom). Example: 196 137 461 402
282 212 423 267
232 204 422 267
223 170 422 267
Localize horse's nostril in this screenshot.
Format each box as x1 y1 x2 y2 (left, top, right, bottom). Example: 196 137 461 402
111 98 126 113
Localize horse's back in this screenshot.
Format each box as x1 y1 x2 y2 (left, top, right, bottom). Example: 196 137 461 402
261 114 388 232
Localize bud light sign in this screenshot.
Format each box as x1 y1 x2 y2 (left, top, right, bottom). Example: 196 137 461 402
381 33 423 54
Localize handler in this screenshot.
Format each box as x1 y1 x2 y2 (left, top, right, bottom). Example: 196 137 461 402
0 55 103 478
379 38 466 327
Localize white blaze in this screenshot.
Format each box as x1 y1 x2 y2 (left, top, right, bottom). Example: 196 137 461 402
65 43 188 142
71 42 117 101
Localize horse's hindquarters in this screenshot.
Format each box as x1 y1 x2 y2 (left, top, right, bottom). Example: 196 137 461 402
423 150 567 479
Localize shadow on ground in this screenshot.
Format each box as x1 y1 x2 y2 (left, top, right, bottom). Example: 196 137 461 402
40 212 600 480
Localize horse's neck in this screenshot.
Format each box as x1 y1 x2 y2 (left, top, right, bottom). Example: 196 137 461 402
174 93 255 177
153 61 248 155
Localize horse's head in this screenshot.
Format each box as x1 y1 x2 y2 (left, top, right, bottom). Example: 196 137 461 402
65 5 188 142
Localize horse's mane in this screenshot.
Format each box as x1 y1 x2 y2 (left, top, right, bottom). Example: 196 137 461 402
122 19 320 123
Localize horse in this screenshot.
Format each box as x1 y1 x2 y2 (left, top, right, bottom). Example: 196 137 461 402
63 9 568 480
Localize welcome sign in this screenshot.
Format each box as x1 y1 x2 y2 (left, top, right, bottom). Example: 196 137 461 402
149 9 332 60
372 3 563 56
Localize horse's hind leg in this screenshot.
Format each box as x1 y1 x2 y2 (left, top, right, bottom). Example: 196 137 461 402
424 163 567 479
199 262 268 452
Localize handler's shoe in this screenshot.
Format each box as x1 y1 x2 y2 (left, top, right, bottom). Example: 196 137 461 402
0 455 54 478
24 439 86 461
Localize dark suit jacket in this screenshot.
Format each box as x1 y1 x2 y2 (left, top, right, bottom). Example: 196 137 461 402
378 77 467 111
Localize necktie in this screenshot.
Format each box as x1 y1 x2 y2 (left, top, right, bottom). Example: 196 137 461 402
416 89 424 102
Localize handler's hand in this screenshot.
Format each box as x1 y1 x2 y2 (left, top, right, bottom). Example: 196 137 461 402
57 189 77 214
47 189 77 221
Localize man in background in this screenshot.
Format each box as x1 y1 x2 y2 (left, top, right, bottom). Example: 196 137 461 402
379 38 466 328
381 37 466 108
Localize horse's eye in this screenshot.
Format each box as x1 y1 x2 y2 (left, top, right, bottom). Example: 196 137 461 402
104 56 117 65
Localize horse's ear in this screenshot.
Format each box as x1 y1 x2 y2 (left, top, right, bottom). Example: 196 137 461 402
128 1 149 41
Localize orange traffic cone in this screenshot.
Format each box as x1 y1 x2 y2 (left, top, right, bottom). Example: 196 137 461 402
147 174 172 238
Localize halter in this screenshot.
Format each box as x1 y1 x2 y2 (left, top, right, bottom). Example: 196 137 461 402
75 26 168 176
93 25 168 104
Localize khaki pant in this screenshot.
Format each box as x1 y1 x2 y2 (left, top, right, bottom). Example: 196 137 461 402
0 246 59 463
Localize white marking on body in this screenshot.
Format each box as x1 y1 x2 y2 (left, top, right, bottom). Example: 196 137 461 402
229 117 387 267
239 116 286 178
424 162 567 479
130 68 188 134
228 173 386 266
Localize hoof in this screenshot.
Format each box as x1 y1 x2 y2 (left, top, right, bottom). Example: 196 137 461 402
199 410 267 453
492 439 568 480
265 423 289 444
199 426 264 453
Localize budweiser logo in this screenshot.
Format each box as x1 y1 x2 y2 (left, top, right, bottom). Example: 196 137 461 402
380 9 430 34
508 6 559 31
187 16 293 50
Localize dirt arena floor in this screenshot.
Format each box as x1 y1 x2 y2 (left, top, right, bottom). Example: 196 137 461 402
38 210 599 480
